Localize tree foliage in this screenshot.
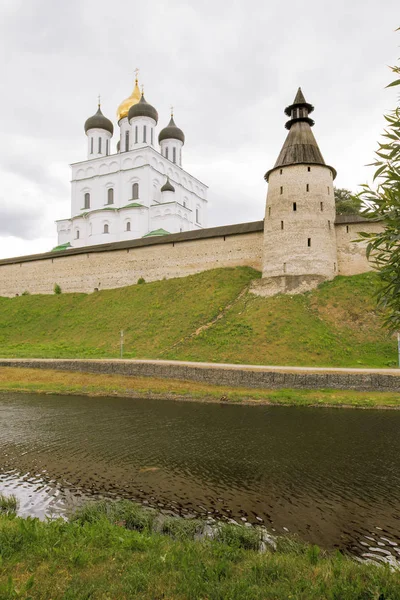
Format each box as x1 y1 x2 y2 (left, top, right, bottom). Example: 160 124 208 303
334 188 362 215
358 62 400 331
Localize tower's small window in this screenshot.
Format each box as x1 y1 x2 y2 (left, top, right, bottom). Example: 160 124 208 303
334 262 337 272
307 166 311 172
196 208 200 224
125 130 129 151
183 201 186 208
173 147 176 164
106 139 109 155
84 192 90 209
346 225 349 233
306 184 309 192
90 138 93 154
107 188 114 205
98 137 102 154
104 224 109 234
328 186 330 194
328 220 331 229
151 128 154 145
268 206 271 217
320 202 324 211
126 221 131 232
293 202 297 211
143 125 147 143
281 220 284 230
307 238 311 247
132 182 139 200
283 262 286 273
76 229 80 240
280 186 283 195
280 169 283 175
165 147 169 160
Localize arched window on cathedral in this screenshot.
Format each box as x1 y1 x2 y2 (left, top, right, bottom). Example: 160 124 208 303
173 147 176 164
84 193 90 209
107 188 114 205
125 131 129 152
132 183 139 200
135 126 138 144
126 221 131 232
104 223 109 234
196 207 200 224
106 139 109 156
143 125 147 143
165 147 169 160
90 138 94 154
76 229 80 239
98 137 102 154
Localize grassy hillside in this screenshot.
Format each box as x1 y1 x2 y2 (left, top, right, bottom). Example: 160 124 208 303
0 267 396 367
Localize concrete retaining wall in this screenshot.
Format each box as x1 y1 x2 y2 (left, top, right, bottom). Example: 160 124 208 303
0 359 399 393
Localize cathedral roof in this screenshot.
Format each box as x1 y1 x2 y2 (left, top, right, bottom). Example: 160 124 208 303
128 94 158 123
158 115 185 144
117 79 141 121
264 88 336 181
161 177 175 193
84 105 114 135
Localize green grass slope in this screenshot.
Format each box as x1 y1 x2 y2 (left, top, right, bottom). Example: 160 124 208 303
0 268 396 367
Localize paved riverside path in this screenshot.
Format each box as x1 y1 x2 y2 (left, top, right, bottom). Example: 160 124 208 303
0 358 400 392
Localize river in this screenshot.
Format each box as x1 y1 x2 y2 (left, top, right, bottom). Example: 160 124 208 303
0 391 399 561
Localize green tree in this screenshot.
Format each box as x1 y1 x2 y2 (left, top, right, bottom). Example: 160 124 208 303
334 188 362 215
358 61 400 330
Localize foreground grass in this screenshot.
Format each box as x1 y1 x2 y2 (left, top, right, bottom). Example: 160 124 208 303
1 367 400 408
0 498 399 599
0 268 396 367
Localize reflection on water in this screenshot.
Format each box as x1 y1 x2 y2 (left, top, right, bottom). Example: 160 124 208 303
0 391 400 561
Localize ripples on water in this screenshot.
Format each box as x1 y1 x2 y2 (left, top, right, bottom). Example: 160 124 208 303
0 391 400 564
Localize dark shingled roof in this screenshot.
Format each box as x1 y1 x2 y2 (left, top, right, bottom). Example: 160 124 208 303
161 177 175 193
265 88 336 181
84 106 114 135
0 221 265 266
128 95 158 124
158 116 185 144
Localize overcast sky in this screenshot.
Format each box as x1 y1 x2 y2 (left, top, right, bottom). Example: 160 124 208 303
0 0 398 259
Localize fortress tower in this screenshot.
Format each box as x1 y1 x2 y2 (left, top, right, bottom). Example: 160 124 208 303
259 88 337 296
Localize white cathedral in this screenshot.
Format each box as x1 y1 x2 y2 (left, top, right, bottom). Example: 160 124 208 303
55 76 208 249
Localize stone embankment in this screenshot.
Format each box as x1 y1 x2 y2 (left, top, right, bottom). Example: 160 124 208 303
0 358 399 392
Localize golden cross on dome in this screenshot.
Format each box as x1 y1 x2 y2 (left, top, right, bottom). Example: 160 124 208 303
141 84 145 95
170 105 174 116
98 94 101 107
134 67 139 82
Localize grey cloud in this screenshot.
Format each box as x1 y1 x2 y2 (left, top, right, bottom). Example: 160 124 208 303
0 202 43 240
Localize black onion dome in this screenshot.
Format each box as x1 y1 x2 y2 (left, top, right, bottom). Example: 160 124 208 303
161 177 175 193
84 106 114 135
158 116 185 144
128 95 158 123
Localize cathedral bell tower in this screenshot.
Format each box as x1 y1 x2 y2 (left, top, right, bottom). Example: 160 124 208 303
255 88 338 297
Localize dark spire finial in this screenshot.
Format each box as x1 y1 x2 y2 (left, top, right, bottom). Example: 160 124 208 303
284 87 315 130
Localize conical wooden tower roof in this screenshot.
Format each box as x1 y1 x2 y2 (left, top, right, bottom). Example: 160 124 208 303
265 88 336 181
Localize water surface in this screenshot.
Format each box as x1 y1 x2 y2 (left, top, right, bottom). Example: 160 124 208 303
0 391 399 560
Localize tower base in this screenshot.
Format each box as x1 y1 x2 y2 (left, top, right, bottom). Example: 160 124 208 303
250 274 328 298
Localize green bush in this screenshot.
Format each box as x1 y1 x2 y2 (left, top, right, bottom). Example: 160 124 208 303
137 277 146 284
54 283 62 295
0 494 18 516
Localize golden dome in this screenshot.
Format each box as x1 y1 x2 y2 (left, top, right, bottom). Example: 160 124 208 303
117 78 141 121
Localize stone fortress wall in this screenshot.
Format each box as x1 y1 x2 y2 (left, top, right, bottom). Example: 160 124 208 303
0 217 381 297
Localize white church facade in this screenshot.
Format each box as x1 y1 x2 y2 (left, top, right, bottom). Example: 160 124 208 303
56 77 208 249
